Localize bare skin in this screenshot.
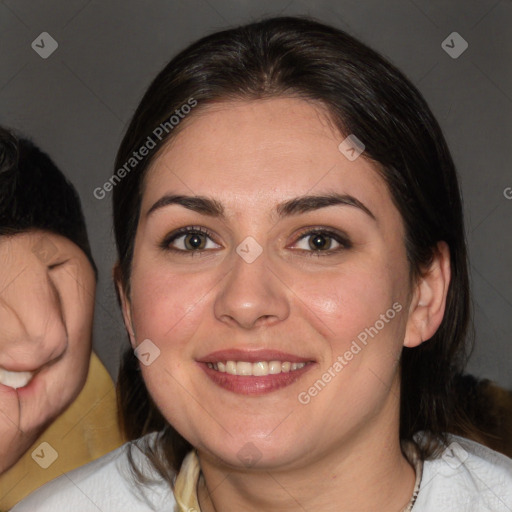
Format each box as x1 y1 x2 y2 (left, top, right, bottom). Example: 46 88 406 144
0 231 95 474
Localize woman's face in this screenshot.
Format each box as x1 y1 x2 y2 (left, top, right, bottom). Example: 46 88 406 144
0 231 95 472
123 97 417 470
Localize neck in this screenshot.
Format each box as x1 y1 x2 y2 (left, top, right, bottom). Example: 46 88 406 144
197 380 416 512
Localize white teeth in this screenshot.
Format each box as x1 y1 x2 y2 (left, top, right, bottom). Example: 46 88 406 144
236 361 252 376
209 360 306 376
0 368 34 389
252 361 268 376
268 360 281 374
226 361 237 375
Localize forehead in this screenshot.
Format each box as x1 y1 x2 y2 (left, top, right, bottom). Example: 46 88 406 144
0 231 85 264
141 98 392 220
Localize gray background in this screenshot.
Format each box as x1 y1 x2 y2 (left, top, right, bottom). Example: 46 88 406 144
1 0 510 387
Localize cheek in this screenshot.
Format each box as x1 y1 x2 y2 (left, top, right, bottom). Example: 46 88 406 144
130 265 214 348
62 285 95 381
52 260 95 358
293 262 402 345
42 271 96 414
68 300 95 357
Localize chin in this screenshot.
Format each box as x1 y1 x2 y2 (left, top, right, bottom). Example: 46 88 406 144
198 430 307 471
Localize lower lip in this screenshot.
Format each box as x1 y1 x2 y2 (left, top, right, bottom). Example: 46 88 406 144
0 373 40 397
199 362 315 395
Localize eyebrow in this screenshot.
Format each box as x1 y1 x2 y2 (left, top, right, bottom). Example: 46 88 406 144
146 192 376 221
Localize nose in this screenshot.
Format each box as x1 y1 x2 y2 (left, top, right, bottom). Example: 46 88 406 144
213 245 290 330
0 265 67 370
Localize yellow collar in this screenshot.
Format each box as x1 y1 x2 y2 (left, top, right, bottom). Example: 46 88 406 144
173 450 201 512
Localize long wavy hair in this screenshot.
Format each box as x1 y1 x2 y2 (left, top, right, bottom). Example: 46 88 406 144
113 16 474 482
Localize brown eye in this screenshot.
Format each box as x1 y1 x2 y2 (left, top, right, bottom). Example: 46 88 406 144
292 228 351 256
308 233 333 251
183 232 207 250
162 227 220 253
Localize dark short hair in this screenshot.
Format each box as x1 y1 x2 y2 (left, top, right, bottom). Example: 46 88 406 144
113 16 473 477
0 127 97 277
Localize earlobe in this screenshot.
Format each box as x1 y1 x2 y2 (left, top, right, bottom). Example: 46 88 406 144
403 241 451 348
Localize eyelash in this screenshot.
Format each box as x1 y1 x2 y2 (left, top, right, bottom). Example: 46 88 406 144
161 226 351 258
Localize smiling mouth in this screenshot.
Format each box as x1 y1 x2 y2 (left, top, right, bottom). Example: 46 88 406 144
201 359 314 395
207 360 308 376
0 368 35 389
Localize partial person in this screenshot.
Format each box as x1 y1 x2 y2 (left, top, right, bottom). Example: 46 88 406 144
0 127 124 509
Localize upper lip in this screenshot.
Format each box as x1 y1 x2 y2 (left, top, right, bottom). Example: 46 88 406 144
0 355 62 374
0 365 39 373
0 346 66 374
197 349 314 364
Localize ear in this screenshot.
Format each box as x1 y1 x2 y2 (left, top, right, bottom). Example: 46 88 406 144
113 263 137 349
403 241 451 348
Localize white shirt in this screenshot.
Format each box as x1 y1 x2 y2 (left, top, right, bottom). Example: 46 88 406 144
12 432 512 511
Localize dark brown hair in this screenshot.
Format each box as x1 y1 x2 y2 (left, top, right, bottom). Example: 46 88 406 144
113 16 473 479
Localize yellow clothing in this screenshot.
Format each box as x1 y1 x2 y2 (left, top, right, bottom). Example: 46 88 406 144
174 450 201 512
0 352 124 510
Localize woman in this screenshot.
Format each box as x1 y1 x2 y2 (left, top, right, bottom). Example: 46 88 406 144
14 16 512 512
